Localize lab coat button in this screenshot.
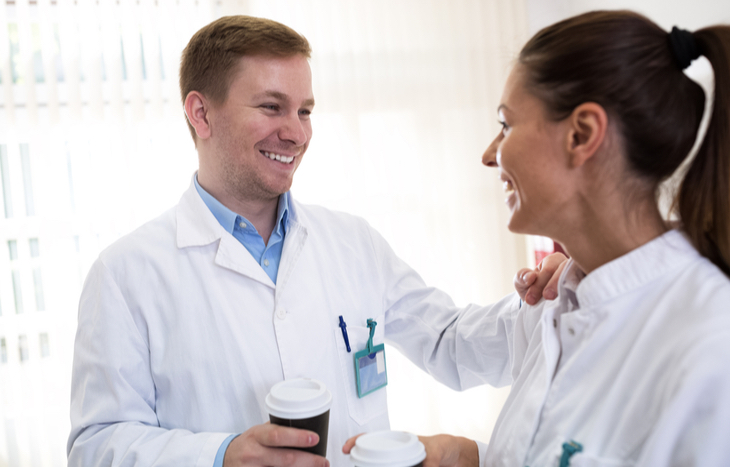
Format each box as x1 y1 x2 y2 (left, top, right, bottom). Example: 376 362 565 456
276 309 286 319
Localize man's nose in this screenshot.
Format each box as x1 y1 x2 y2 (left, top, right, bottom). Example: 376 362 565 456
482 136 499 167
279 113 309 146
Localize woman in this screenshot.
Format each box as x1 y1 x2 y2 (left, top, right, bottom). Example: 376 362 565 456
346 10 730 467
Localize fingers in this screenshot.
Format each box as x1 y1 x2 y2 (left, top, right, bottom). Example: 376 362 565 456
257 445 329 467
225 424 328 467
542 259 567 300
513 268 538 301
255 424 319 449
525 252 568 304
342 433 364 454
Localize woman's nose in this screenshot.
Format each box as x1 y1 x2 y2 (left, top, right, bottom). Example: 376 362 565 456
482 136 499 167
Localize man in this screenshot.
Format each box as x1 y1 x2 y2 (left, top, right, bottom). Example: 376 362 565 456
67 16 563 467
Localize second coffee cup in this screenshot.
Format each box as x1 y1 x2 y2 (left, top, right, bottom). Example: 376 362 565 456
265 378 332 457
350 430 426 467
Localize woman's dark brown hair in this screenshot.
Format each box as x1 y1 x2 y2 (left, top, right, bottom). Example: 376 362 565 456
518 10 730 276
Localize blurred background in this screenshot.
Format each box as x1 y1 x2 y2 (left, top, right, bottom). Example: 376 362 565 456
0 0 727 465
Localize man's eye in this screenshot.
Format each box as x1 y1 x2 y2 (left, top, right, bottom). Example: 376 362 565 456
299 109 312 117
262 104 279 111
498 120 509 133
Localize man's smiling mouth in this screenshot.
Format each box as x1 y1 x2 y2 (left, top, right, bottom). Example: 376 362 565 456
261 150 295 164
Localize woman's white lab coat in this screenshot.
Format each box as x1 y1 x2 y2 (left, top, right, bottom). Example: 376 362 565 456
67 181 518 467
485 231 730 466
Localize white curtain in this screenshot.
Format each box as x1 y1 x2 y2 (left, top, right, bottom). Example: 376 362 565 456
0 1 530 465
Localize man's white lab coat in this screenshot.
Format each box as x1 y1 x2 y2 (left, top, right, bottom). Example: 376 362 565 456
68 181 517 466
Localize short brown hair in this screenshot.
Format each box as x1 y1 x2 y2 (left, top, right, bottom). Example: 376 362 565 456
179 15 311 140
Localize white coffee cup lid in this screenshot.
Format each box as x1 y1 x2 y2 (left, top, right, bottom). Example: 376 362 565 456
265 378 333 419
350 431 426 467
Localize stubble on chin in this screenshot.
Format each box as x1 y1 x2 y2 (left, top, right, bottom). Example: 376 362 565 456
222 163 291 204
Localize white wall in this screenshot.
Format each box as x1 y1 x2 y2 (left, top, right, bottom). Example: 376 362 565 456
526 0 730 34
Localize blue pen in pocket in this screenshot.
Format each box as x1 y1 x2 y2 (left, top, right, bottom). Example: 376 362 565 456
338 315 351 352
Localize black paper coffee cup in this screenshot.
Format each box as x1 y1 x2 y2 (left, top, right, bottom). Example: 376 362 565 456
350 431 426 467
265 378 332 457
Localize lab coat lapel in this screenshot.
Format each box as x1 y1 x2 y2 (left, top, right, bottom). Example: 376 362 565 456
176 179 275 289
214 235 275 288
275 201 308 301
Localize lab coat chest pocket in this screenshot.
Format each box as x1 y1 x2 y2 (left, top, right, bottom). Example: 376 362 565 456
334 318 387 426
567 453 634 467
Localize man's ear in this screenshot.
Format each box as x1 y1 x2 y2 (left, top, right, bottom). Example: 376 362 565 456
184 91 212 140
565 102 608 168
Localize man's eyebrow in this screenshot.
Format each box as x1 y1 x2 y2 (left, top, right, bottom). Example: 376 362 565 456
253 90 288 101
253 91 315 107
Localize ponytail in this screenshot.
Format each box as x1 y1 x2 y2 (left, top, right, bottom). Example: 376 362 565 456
677 26 730 277
517 11 730 277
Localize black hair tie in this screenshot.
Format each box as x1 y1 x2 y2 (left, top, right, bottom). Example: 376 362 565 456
669 26 701 70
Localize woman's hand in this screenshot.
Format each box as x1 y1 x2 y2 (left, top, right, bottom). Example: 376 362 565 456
341 434 362 455
344 434 478 467
419 434 478 467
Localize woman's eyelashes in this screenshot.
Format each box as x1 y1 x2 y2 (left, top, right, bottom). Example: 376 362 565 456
498 120 509 134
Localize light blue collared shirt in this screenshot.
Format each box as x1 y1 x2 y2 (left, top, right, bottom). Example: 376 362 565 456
194 175 289 285
195 176 290 466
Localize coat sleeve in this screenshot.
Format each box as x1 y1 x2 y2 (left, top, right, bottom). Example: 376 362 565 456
637 333 730 467
366 222 521 391
67 259 231 467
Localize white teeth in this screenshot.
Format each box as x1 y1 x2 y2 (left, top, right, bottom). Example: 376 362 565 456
503 180 514 194
263 151 294 164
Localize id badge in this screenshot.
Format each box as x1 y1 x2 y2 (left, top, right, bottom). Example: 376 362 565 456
354 319 388 398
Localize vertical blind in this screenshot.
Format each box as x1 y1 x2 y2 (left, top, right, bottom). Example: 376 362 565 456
0 1 530 466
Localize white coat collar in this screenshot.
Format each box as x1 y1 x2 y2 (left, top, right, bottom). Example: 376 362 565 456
175 175 304 247
559 230 699 309
174 176 307 290
176 178 226 248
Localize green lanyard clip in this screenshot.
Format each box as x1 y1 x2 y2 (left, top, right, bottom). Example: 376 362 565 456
559 440 583 467
366 318 377 356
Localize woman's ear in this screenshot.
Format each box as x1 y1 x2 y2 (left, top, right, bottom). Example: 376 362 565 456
565 102 608 168
184 91 212 140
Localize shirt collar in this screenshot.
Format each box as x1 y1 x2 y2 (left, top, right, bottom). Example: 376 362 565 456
275 191 290 237
194 173 290 236
557 230 699 309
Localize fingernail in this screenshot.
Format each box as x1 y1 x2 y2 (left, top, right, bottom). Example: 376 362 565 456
522 271 535 283
526 293 537 305
544 288 556 300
